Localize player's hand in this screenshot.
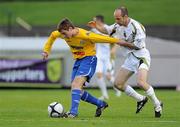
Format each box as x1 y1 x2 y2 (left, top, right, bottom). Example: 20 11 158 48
116 41 122 46
116 41 125 46
87 21 96 28
42 52 48 60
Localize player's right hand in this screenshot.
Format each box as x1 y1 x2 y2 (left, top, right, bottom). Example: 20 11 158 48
87 21 96 28
42 52 48 60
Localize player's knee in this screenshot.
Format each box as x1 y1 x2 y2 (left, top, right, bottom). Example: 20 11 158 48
137 79 146 88
71 83 78 89
71 81 81 89
114 80 124 91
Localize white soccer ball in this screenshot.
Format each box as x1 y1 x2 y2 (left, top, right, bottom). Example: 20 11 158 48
48 102 64 118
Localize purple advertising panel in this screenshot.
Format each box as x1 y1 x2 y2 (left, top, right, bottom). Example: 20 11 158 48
0 58 63 83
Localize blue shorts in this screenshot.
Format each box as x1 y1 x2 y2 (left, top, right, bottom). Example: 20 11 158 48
71 56 97 83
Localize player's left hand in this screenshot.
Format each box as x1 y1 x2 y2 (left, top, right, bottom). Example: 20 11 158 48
42 52 48 60
87 21 96 28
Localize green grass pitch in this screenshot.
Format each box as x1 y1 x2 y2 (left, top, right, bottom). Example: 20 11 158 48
0 89 179 127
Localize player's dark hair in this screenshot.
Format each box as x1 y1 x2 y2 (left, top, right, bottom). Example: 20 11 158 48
57 18 75 32
95 15 104 23
116 6 128 17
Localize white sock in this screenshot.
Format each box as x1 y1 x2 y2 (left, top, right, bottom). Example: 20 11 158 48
97 77 109 98
113 86 121 97
146 86 160 107
124 85 144 102
113 86 120 93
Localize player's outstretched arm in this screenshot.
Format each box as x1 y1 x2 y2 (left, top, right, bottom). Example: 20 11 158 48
84 31 122 44
87 21 108 34
117 41 140 50
42 31 60 60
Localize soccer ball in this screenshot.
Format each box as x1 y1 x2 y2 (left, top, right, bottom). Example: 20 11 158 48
48 102 64 118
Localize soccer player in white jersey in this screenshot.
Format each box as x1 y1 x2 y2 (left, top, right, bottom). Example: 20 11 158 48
90 15 121 100
88 6 163 118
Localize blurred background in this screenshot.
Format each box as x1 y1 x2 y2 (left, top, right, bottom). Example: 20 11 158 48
0 0 180 89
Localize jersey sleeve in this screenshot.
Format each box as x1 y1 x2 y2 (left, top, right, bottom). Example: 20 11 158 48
43 30 61 54
83 30 121 44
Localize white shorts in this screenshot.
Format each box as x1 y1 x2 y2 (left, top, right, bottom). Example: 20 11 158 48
121 53 151 73
96 57 111 74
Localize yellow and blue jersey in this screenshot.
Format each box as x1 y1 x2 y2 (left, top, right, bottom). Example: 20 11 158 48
43 28 119 59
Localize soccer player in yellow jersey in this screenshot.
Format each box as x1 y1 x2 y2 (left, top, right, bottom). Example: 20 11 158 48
42 18 120 118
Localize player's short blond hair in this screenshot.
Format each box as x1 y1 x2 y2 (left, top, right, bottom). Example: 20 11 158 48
57 18 75 32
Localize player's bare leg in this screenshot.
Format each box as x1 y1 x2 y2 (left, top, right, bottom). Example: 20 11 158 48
137 69 163 117
106 75 121 97
71 76 86 89
114 67 148 113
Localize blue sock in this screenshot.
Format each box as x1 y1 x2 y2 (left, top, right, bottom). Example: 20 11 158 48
81 91 104 108
70 89 82 115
